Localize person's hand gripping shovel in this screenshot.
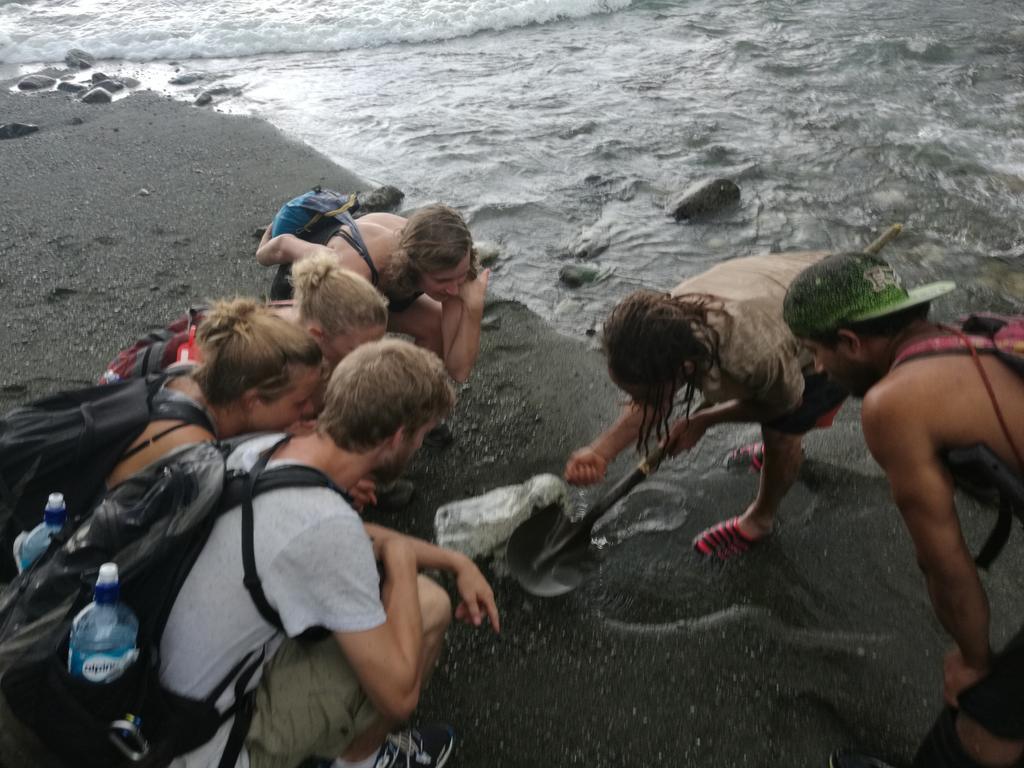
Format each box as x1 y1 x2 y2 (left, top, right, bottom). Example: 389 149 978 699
506 442 667 597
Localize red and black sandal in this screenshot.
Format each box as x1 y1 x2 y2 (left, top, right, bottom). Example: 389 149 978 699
692 516 759 560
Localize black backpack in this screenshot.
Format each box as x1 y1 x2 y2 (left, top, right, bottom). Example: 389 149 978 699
0 435 343 768
0 375 214 582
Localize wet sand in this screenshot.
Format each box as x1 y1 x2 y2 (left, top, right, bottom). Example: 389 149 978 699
2 86 1022 768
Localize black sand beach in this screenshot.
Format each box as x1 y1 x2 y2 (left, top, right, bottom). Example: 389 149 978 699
2 86 1023 768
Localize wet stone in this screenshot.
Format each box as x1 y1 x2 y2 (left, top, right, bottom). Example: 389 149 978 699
356 184 405 213
668 177 741 220
65 48 95 69
120 77 141 88
17 75 57 91
476 241 501 267
194 92 213 107
0 123 39 140
91 72 110 83
170 73 205 85
80 87 113 104
94 79 125 93
56 81 88 94
559 263 601 288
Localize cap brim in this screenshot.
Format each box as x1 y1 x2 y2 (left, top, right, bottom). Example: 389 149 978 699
850 281 957 322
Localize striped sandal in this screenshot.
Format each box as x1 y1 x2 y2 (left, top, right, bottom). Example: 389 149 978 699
724 441 764 473
692 516 759 560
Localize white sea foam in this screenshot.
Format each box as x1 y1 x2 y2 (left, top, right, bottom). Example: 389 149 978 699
0 0 632 64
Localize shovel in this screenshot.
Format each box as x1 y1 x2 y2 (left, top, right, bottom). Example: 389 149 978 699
507 443 666 597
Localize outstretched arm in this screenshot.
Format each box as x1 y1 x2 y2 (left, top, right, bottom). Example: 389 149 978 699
256 233 325 266
364 523 500 633
565 403 645 485
862 385 991 680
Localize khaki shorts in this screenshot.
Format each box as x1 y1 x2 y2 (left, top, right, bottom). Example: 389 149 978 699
245 637 379 768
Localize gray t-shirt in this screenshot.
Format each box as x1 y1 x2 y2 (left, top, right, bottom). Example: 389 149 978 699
160 434 386 768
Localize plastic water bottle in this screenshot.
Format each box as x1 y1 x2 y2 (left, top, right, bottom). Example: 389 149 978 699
13 492 67 573
68 563 139 683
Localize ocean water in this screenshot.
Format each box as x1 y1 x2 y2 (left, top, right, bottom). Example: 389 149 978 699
3 0 1023 336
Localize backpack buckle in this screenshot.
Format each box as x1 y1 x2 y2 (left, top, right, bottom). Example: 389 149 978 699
109 714 151 762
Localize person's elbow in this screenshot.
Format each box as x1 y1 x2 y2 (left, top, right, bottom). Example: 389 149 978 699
447 362 472 384
372 672 422 722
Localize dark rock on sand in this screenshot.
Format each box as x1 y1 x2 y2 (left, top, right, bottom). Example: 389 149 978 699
0 123 39 140
91 72 109 83
170 73 205 85
56 82 88 94
80 87 113 104
194 92 213 107
17 75 56 91
94 79 126 93
120 77 141 89
356 184 405 212
64 48 95 69
669 177 741 220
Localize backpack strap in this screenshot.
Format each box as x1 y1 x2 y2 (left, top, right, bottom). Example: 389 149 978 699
239 436 353 632
945 444 1024 569
329 213 378 287
892 333 996 368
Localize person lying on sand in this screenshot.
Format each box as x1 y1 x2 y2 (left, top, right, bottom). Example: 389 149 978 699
784 253 1023 768
563 251 847 560
257 202 489 383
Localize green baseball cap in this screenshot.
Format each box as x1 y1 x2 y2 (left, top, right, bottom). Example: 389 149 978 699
783 252 955 339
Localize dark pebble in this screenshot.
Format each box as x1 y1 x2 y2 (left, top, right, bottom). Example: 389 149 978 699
56 81 88 94
64 48 95 69
194 92 213 107
17 74 57 91
0 123 39 140
81 87 113 104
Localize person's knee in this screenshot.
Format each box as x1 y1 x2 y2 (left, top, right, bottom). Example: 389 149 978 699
913 707 1023 768
956 712 1024 767
417 574 452 637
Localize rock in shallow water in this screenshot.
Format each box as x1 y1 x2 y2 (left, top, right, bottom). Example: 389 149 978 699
194 92 213 107
559 263 602 288
0 123 39 140
56 81 88 94
356 184 405 213
170 73 205 85
668 177 741 220
93 79 125 93
65 49 95 69
17 75 56 91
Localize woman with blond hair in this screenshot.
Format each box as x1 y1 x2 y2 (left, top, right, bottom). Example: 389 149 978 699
102 254 388 381
107 298 325 487
256 203 489 383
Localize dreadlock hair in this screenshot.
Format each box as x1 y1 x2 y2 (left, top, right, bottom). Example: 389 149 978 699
602 290 723 454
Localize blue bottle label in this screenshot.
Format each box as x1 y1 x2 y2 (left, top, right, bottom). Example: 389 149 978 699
69 645 139 683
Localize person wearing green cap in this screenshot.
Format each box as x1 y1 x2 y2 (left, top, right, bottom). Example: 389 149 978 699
564 250 849 560
783 252 1024 768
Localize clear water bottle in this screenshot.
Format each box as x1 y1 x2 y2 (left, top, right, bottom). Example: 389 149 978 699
13 492 67 573
68 563 139 683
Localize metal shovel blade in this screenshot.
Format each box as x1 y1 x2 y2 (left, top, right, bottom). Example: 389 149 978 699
505 504 598 597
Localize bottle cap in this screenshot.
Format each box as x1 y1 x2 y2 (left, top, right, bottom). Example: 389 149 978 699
46 493 65 510
97 562 119 586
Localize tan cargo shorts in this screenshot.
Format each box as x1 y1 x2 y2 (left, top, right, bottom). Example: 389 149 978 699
245 637 379 768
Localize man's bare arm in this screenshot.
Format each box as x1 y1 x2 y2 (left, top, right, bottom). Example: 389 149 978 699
335 537 423 722
862 385 991 671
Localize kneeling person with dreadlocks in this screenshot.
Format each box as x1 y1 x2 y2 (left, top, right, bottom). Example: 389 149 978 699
564 251 848 560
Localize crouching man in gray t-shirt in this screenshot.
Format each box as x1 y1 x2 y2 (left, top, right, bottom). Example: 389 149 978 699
159 338 500 768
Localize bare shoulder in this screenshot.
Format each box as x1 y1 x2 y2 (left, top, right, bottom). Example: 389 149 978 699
861 362 943 445
357 212 408 233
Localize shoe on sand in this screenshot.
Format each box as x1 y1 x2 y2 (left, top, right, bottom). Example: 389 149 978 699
692 516 759 560
828 749 899 768
375 724 455 768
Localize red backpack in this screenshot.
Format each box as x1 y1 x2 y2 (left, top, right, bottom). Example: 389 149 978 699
100 307 206 383
893 312 1024 376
